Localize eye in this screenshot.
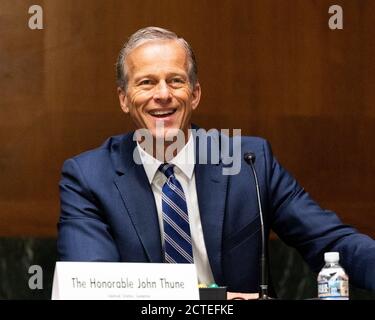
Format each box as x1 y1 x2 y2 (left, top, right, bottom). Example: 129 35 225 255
171 78 184 83
138 79 153 86
169 77 186 87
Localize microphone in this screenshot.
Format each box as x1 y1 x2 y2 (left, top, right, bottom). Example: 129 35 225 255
244 152 271 300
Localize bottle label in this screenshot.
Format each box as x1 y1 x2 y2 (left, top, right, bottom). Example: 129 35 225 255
318 279 349 299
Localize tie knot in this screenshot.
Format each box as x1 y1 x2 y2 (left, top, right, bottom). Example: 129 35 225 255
159 163 175 179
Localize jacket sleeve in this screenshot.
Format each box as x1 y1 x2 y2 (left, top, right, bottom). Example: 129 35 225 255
262 140 375 292
57 158 120 261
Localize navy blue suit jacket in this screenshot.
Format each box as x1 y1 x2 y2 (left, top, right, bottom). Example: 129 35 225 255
58 130 375 293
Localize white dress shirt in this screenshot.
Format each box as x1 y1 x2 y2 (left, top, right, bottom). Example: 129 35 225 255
137 134 215 284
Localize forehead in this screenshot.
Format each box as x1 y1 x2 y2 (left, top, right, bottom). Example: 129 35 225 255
125 39 188 77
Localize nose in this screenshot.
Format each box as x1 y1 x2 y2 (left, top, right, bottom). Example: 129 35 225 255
153 81 172 104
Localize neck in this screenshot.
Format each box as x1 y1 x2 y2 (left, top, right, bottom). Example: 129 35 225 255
136 130 191 162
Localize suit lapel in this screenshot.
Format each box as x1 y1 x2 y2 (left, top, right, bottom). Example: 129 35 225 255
111 130 229 278
194 131 228 284
113 134 163 262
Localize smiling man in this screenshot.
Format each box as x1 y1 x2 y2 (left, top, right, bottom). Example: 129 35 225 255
58 27 375 297
117 36 200 146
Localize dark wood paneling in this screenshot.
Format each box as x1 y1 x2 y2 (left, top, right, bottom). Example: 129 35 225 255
1 0 374 237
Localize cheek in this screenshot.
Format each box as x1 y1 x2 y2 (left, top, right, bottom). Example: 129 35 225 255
129 90 152 106
175 90 193 107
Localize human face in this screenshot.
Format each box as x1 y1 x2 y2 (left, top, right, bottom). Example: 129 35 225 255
118 40 201 143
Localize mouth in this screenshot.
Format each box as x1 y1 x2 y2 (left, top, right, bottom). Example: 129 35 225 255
148 108 177 119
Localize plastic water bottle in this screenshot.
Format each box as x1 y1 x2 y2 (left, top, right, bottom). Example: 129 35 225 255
317 252 349 300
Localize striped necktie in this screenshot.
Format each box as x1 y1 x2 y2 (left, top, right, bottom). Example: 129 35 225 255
159 163 193 264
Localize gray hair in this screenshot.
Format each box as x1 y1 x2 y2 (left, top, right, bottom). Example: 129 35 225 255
116 26 198 90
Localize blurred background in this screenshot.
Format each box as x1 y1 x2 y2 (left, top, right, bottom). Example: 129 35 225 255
1 0 375 299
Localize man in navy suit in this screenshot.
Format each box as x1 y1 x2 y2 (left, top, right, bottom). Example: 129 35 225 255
58 26 375 295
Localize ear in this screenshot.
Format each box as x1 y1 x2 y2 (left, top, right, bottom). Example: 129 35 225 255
117 87 129 113
191 82 201 110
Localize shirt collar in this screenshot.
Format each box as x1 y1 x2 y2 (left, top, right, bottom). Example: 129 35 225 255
137 133 195 184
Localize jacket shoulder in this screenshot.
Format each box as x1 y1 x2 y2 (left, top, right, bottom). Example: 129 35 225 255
63 133 131 173
240 136 268 146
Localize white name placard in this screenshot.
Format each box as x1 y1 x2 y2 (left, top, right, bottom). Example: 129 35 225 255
51 262 199 300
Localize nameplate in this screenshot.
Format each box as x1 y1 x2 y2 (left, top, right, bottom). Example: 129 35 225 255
51 262 199 300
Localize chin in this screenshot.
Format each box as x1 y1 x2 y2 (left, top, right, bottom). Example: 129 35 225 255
152 127 186 141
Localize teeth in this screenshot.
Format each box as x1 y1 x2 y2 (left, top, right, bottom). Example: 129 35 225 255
150 110 175 116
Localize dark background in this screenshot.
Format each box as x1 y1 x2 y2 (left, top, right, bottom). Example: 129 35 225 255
1 0 374 299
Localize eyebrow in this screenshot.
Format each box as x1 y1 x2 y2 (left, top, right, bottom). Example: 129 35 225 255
133 72 188 82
